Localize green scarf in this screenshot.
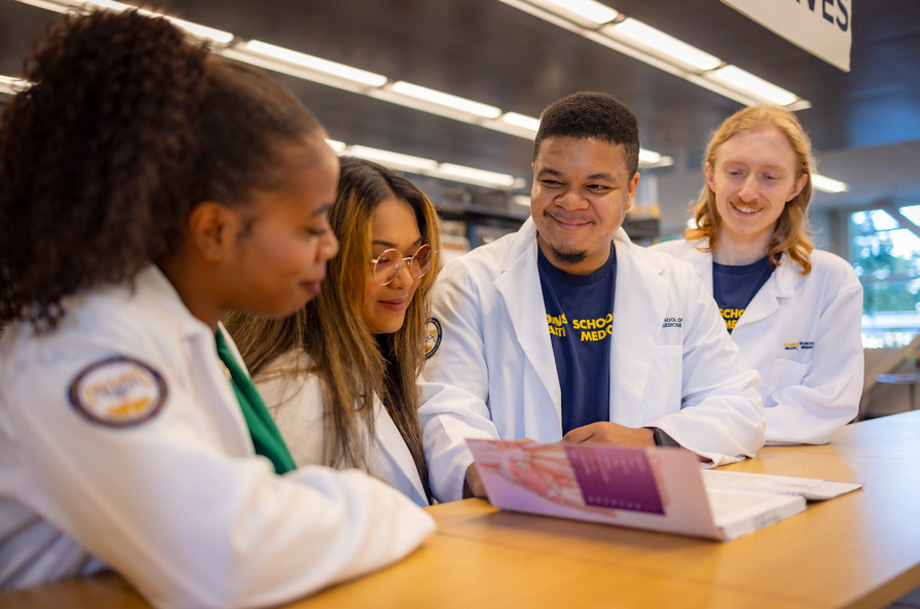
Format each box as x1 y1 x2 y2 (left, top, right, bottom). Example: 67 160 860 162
215 329 296 475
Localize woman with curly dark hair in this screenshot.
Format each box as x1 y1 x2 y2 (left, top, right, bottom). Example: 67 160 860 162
0 9 432 608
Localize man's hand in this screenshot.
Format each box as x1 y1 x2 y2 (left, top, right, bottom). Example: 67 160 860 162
562 422 655 446
462 463 487 498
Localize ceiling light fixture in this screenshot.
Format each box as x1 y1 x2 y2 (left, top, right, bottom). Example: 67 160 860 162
12 0 673 169
704 66 798 107
601 18 721 72
385 81 503 120
232 41 387 88
811 174 849 194
12 0 234 44
346 146 439 174
342 143 523 189
438 163 519 188
0 75 27 96
499 0 810 110
527 0 618 26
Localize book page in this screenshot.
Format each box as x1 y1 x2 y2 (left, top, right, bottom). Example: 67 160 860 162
466 439 723 540
701 469 863 501
706 489 806 540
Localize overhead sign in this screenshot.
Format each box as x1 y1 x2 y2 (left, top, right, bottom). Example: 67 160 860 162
722 0 852 72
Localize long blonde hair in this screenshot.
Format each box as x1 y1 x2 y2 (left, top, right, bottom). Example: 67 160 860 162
226 157 440 499
686 105 815 274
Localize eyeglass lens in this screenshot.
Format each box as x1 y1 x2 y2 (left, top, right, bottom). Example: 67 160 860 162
374 244 432 285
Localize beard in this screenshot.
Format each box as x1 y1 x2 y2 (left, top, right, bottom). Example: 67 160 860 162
548 243 587 267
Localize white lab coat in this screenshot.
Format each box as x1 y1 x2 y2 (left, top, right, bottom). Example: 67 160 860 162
419 219 765 502
254 351 428 506
0 267 434 609
650 238 864 444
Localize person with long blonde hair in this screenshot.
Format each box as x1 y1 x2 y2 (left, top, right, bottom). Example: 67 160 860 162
227 156 440 505
652 105 863 445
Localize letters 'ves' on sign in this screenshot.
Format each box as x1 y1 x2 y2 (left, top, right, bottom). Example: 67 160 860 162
722 0 852 72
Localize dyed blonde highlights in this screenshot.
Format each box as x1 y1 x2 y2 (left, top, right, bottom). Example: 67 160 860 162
227 157 440 500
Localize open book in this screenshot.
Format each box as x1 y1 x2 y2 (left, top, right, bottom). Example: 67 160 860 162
466 439 863 541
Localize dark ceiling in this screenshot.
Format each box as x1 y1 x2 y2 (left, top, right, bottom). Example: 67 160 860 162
2 0 920 235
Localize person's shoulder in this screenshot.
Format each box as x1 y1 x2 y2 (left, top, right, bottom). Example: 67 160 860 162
442 223 532 280
628 238 700 276
804 249 861 289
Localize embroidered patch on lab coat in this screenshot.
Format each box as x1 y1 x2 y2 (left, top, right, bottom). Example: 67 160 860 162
424 317 442 359
69 356 167 427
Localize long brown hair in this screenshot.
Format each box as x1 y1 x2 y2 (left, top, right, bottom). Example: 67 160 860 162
226 157 440 500
686 105 815 274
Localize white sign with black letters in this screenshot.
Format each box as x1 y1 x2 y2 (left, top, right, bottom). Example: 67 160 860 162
722 0 852 72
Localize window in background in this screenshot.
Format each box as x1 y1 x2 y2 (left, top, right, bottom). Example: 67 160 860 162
850 205 920 348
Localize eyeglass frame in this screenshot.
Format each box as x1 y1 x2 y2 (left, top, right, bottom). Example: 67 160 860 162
370 243 433 286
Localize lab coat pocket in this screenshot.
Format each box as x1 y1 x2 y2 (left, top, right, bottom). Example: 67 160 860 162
646 345 683 415
767 359 809 405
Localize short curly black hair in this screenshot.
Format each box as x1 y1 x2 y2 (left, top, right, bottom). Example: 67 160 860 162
533 91 640 177
0 9 323 331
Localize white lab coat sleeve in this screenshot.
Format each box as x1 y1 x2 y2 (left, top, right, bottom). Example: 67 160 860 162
648 272 766 464
764 269 864 444
3 342 434 609
419 260 502 503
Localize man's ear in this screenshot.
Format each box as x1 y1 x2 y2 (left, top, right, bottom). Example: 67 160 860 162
187 201 239 263
626 171 640 213
704 162 715 192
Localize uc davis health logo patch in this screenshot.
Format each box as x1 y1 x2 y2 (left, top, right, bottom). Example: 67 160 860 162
69 355 167 427
424 318 442 359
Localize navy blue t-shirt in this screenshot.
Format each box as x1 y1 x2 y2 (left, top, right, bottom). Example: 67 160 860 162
712 257 773 333
538 243 616 435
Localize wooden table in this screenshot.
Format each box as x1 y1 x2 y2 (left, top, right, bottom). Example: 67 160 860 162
3 411 920 609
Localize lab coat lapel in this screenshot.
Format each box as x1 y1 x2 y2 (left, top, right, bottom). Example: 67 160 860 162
373 403 427 506
140 268 253 454
609 231 669 422
736 258 795 328
682 244 713 293
494 220 560 408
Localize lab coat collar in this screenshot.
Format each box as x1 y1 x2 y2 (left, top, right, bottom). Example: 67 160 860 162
137 266 254 451
372 401 428 506
493 218 560 407
738 254 800 326
608 229 670 424
135 265 216 340
684 239 799 329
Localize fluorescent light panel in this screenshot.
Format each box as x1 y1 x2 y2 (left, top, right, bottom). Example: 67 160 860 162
500 112 542 131
602 18 721 71
438 163 517 188
530 0 619 25
340 143 519 189
239 41 386 87
0 75 28 96
12 0 672 176
346 146 439 173
811 174 849 194
503 0 808 109
14 0 234 43
705 65 798 107
388 81 502 119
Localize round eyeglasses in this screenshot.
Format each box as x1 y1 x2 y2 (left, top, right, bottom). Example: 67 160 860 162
371 243 433 286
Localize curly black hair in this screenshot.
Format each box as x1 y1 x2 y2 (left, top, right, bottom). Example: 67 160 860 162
0 9 322 332
533 91 640 178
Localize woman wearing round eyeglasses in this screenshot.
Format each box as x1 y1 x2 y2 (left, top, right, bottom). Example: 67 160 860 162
226 156 440 505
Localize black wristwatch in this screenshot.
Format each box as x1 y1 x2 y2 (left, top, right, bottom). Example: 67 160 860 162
646 427 681 448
